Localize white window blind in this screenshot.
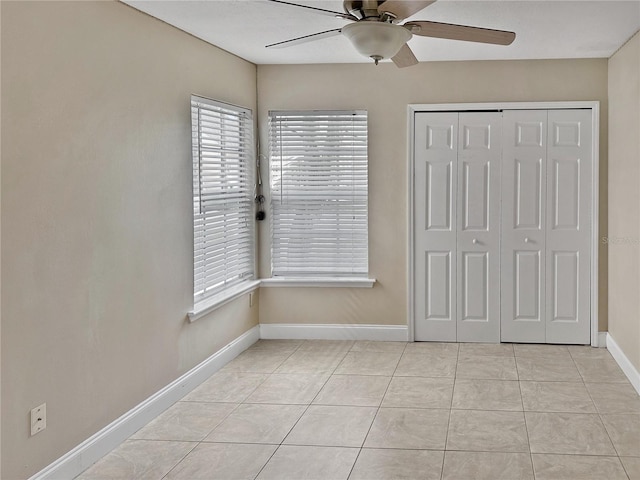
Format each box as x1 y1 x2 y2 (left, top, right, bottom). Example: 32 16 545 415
192 95 254 302
269 110 368 277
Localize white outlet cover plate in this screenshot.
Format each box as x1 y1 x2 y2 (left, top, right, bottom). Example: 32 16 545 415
31 403 46 436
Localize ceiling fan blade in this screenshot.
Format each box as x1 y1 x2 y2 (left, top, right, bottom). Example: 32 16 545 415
378 0 436 21
405 20 515 45
392 43 418 68
266 28 343 49
267 0 356 21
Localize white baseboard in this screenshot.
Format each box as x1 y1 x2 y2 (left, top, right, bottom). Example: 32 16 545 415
598 331 608 348
259 323 409 342
30 325 260 480
606 333 640 395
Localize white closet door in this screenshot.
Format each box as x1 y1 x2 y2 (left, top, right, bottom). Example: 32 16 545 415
456 112 502 343
545 109 592 344
414 112 458 341
501 110 548 343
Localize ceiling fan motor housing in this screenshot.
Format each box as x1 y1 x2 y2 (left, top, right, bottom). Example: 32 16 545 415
343 0 387 20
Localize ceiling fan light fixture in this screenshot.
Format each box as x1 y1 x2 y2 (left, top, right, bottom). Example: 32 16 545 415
342 22 412 64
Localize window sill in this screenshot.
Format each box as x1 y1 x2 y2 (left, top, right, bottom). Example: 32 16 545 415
260 277 376 288
188 280 261 322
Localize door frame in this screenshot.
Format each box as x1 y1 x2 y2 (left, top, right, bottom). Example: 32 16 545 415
408 101 600 346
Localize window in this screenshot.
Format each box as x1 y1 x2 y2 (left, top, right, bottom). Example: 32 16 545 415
191 96 254 303
269 110 368 277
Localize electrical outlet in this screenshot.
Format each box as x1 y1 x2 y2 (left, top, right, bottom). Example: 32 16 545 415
30 403 46 436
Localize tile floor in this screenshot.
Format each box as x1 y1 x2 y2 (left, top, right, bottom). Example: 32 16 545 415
77 340 640 480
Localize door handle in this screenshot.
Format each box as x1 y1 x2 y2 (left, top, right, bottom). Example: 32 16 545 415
524 237 530 243
472 238 478 244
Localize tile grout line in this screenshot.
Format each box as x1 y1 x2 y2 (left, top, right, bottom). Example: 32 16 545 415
252 340 355 480
345 341 408 480
514 350 537 479
439 343 460 480
568 345 628 467
570 345 626 465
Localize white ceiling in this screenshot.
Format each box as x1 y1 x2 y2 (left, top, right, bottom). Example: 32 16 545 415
123 0 640 65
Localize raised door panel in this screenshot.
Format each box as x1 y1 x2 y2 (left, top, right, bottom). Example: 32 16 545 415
513 250 542 321
425 161 453 231
414 112 458 341
501 110 547 343
457 112 501 343
546 109 592 344
426 252 452 320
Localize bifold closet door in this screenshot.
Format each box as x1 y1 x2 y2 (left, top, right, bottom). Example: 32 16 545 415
501 109 592 344
501 110 548 343
414 112 458 342
456 112 501 343
414 112 501 342
545 109 592 344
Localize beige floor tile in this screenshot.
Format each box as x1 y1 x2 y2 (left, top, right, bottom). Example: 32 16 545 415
382 376 454 409
451 379 522 411
283 405 376 447
568 345 614 360
350 340 407 353
165 443 276 480
601 413 640 456
459 343 514 357
442 451 534 480
256 445 358 480
221 350 293 373
513 344 572 359
456 354 518 380
181 372 267 403
297 340 354 354
394 352 457 377
275 351 346 374
244 373 328 405
248 339 303 352
313 375 390 406
446 409 529 452
77 440 194 480
520 381 596 413
526 412 616 455
130 402 236 441
205 403 305 444
350 449 444 480
334 351 401 376
621 456 640 480
573 357 630 383
364 407 449 450
80 341 640 480
405 341 459 356
586 382 640 414
531 454 628 480
516 356 582 381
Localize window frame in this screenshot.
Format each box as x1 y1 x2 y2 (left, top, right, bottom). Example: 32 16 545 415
267 109 370 281
189 95 258 319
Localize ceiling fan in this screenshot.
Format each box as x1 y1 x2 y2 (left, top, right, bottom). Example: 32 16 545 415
266 0 516 67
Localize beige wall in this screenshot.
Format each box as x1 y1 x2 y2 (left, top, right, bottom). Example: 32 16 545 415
1 2 258 478
608 31 640 371
257 60 609 331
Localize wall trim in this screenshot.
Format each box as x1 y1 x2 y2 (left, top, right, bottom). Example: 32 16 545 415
598 331 607 348
29 325 260 480
407 101 600 346
606 333 640 395
260 323 409 341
